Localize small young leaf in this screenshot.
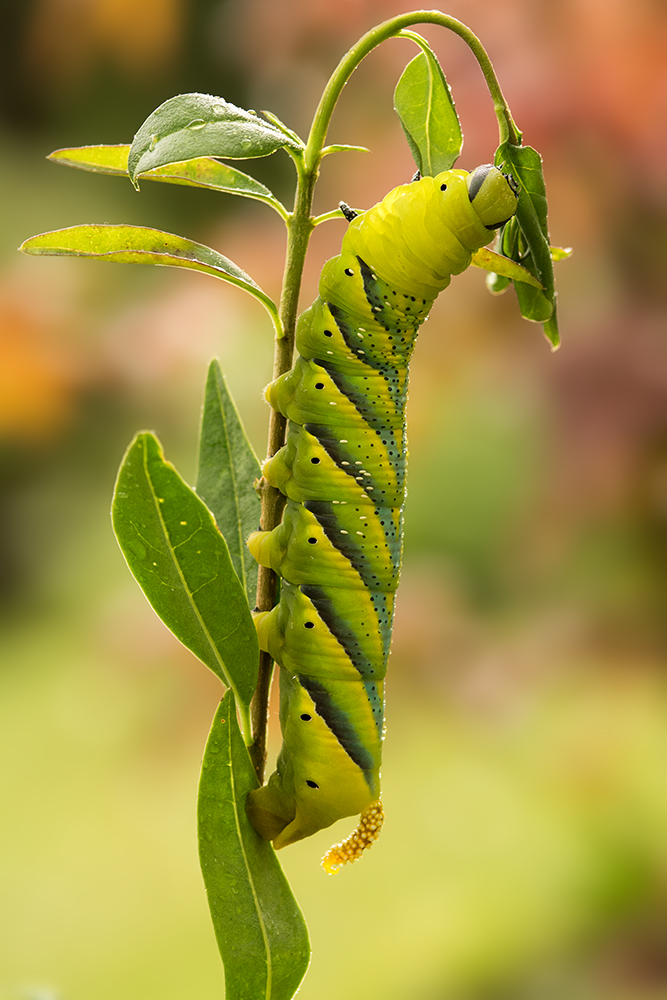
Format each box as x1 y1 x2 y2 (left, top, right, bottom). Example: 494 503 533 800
321 144 371 157
196 360 261 609
471 247 543 287
495 142 560 347
48 145 288 218
198 692 310 1000
112 432 259 736
19 224 283 337
128 93 304 186
551 246 573 262
259 109 305 149
394 35 462 176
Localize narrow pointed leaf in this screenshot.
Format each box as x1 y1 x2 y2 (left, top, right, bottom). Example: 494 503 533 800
495 142 560 347
394 36 462 175
198 692 310 1000
19 225 282 337
196 360 261 608
321 144 371 157
48 144 131 175
128 93 303 185
112 432 259 734
471 247 543 287
259 110 305 149
48 145 288 217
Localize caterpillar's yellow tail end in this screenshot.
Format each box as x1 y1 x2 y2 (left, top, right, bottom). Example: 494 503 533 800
321 800 384 875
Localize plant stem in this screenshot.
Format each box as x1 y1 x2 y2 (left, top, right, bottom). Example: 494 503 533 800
249 159 316 780
249 8 521 780
305 10 520 174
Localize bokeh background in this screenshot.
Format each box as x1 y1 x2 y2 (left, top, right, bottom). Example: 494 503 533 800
2 1 667 997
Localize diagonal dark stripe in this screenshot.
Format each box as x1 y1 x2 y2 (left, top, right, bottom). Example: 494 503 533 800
303 421 375 491
326 302 390 373
301 583 378 680
357 256 392 329
313 356 403 428
304 499 399 595
297 672 376 778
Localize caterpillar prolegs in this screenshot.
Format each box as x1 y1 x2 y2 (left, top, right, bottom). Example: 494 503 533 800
246 165 518 871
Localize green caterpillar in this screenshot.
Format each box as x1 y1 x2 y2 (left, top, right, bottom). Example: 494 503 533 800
246 164 518 871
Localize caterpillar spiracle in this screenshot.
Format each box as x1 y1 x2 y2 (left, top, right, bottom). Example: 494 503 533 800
246 164 518 872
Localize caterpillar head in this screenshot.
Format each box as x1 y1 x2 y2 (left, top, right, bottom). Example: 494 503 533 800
467 164 518 229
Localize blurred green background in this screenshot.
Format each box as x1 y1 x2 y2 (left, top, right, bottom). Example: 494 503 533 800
2 1 667 998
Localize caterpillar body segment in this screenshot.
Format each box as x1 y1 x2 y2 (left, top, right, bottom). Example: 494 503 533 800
246 165 518 867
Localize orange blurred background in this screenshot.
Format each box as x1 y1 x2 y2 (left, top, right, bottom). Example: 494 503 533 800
2 2 667 999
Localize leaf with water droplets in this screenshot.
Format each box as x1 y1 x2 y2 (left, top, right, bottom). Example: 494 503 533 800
128 93 304 187
494 142 561 348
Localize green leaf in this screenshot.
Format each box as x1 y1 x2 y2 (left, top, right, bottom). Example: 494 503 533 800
551 246 573 262
198 692 310 1000
111 432 259 736
196 360 261 609
128 93 304 186
259 110 306 149
495 142 560 347
48 145 289 218
48 144 131 175
321 143 371 157
19 224 283 338
394 34 462 176
471 247 543 287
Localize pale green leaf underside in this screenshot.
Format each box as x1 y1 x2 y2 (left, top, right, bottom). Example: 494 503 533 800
198 692 310 1000
111 433 259 735
471 247 543 287
196 360 261 608
48 144 288 218
19 224 283 337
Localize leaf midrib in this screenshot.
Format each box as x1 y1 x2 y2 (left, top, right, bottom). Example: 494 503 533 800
140 438 237 697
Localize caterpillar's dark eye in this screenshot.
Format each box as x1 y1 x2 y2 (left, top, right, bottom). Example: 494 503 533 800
306 780 319 788
467 163 494 201
310 456 321 464
300 713 312 721
304 621 315 629
307 537 317 544
314 382 325 389
324 330 333 337
344 268 354 276
440 183 447 191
